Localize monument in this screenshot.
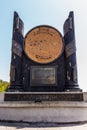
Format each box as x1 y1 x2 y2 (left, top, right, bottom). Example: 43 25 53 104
8 11 80 92
1 11 87 123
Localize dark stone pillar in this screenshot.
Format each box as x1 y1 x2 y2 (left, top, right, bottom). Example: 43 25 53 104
8 12 24 91
63 11 81 91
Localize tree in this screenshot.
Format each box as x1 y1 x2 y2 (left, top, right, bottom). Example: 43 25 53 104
0 80 9 92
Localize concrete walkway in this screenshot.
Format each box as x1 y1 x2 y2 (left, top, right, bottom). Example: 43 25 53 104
0 122 87 130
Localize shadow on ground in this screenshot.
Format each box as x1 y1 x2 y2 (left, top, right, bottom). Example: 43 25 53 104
0 120 87 129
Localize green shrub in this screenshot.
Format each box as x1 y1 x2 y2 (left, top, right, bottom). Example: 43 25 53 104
0 80 10 92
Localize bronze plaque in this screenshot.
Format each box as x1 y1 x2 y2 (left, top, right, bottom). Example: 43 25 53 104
30 67 57 86
24 26 64 64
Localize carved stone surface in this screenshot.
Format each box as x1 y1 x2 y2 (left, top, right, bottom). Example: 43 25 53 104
8 12 24 91
63 11 80 91
24 26 64 64
8 11 81 92
4 92 83 101
12 40 22 58
13 11 24 36
65 40 76 58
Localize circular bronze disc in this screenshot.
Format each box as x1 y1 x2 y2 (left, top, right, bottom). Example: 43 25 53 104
24 25 64 64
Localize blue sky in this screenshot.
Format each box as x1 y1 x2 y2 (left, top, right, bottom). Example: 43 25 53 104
0 0 87 91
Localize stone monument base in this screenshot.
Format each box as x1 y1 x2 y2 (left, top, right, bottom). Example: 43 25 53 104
0 92 87 123
4 92 83 101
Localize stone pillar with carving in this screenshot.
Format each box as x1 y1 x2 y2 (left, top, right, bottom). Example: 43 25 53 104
63 11 81 91
8 12 24 91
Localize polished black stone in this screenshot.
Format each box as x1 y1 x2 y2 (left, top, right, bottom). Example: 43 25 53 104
8 11 81 92
4 92 83 102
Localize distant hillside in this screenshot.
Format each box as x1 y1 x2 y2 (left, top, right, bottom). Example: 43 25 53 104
0 80 10 92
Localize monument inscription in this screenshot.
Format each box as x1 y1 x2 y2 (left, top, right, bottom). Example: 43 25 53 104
30 66 57 86
4 92 83 101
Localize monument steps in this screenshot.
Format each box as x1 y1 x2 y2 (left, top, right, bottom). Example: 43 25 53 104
0 92 87 123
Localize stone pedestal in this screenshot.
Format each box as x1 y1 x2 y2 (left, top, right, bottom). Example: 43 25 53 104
0 92 87 123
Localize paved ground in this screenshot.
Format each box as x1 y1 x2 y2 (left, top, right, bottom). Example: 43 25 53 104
0 122 87 130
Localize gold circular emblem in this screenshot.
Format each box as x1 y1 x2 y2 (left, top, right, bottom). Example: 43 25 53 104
24 26 64 64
